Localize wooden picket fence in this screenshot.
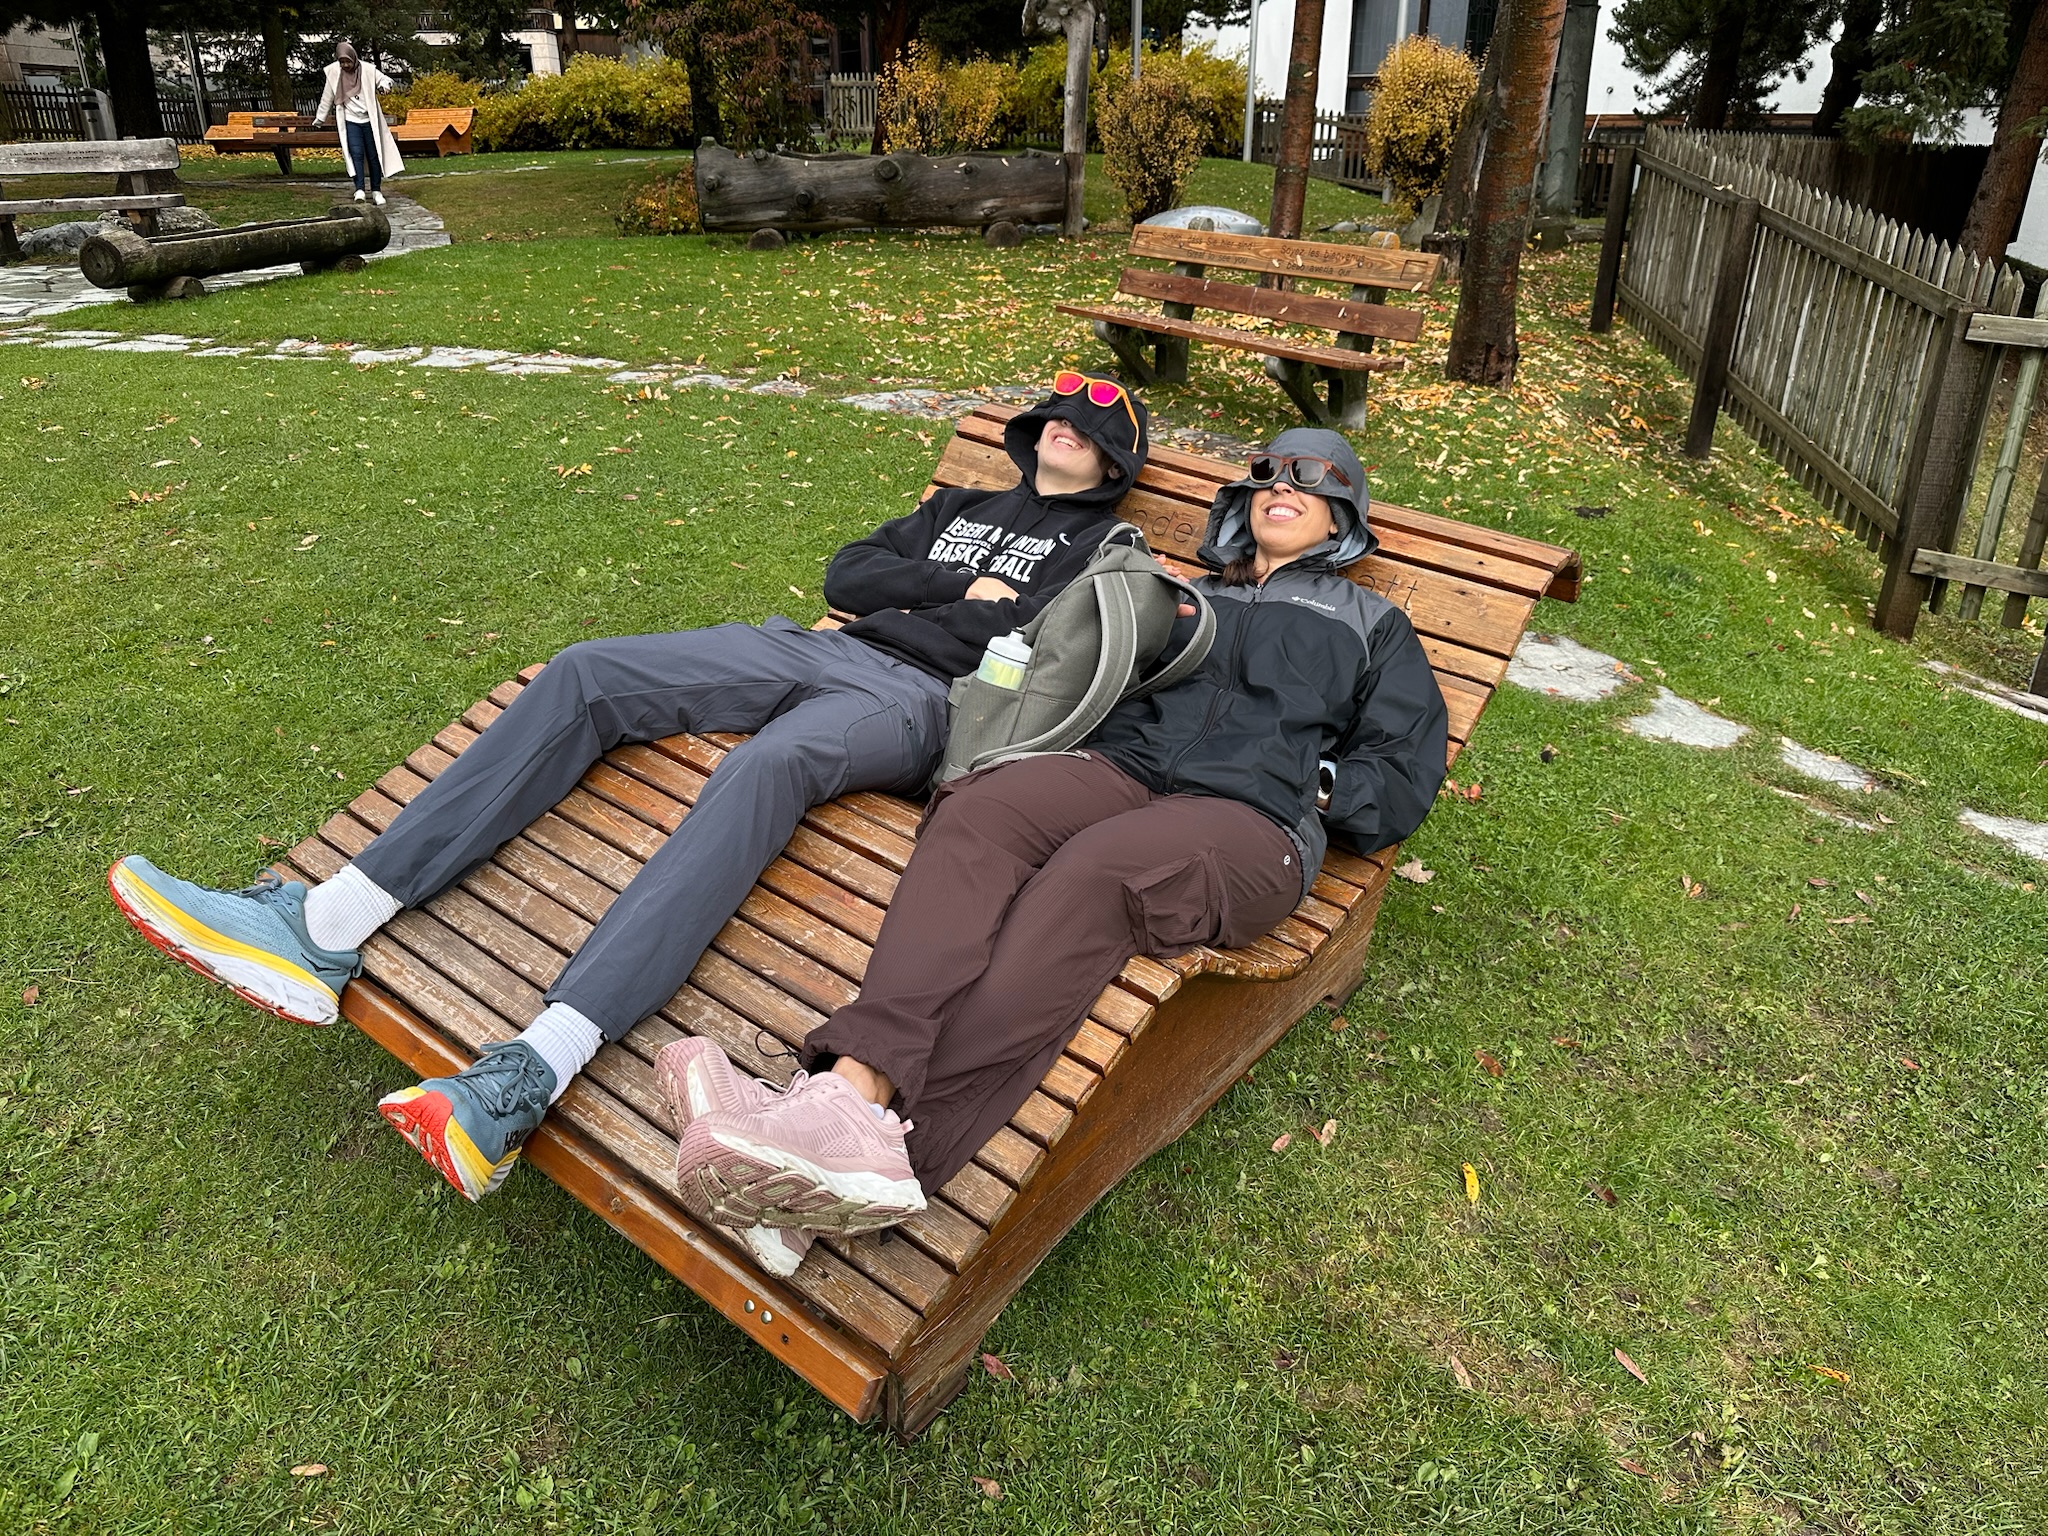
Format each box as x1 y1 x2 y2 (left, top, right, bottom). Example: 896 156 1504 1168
1593 125 2031 643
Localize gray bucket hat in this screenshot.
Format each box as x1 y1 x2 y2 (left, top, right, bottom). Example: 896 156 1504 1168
1196 427 1376 569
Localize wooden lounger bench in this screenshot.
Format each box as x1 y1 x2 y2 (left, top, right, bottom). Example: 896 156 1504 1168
1056 225 1443 427
279 406 1579 1437
391 106 475 157
204 112 339 176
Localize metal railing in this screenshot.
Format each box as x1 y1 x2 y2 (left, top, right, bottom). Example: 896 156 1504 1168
0 85 102 143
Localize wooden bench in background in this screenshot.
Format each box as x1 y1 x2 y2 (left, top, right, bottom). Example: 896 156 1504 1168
391 106 475 157
281 407 1579 1437
204 112 339 176
1057 225 1442 428
0 137 183 262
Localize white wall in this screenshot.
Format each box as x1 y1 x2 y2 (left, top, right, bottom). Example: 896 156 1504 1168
1187 3 1355 115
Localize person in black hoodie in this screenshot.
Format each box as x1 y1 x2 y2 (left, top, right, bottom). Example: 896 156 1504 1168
660 427 1447 1267
104 378 1148 1253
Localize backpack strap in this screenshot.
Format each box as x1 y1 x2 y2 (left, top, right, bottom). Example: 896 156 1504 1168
1127 574 1215 700
968 570 1142 772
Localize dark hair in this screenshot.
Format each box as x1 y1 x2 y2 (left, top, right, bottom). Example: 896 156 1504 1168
1220 553 1258 586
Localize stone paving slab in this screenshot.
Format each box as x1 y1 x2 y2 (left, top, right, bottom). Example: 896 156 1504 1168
1959 809 2048 863
1779 738 1878 793
1620 688 1749 748
1505 634 1638 702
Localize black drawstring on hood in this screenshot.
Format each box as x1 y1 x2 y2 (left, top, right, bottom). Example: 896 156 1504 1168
1001 373 1150 506
1197 427 1376 570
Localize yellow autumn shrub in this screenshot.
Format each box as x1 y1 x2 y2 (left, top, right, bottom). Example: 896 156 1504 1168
1363 35 1478 214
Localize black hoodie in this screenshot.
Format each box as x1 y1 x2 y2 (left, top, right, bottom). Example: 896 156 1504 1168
826 382 1150 681
1085 428 1448 898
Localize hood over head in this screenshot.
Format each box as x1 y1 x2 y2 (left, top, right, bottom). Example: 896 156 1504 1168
1197 426 1375 569
1003 373 1150 508
336 40 359 67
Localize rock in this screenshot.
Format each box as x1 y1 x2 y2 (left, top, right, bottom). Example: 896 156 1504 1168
1142 204 1262 236
18 220 101 259
746 228 786 251
97 206 219 235
1399 193 1441 248
1326 220 1360 234
1620 688 1749 749
982 220 1022 248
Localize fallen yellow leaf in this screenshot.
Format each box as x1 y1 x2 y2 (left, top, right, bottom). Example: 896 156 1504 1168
1462 1163 1479 1204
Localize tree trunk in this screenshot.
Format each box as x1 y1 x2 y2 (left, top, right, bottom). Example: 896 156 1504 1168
1811 0 1880 136
1688 0 1746 130
1537 0 1599 218
92 2 163 139
262 4 295 113
1061 6 1092 238
869 0 917 154
1444 0 1566 384
1267 0 1328 241
1441 0 1511 231
1958 0 2048 263
80 205 391 292
679 28 723 148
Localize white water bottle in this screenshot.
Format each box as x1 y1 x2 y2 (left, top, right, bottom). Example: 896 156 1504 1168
976 631 1032 690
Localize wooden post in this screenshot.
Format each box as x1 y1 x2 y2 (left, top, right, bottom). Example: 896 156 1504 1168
1959 306 2047 619
1999 462 2048 628
1683 194 1760 459
1062 5 1092 239
1589 144 1634 332
1874 301 1971 638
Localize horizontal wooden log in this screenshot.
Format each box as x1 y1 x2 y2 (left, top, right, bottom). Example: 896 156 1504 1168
1910 547 2048 597
1127 224 1441 289
0 193 183 216
79 205 390 290
695 143 1065 234
1965 313 2048 348
0 136 180 176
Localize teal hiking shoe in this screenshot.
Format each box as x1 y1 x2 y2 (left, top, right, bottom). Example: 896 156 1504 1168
377 1040 557 1201
107 856 362 1026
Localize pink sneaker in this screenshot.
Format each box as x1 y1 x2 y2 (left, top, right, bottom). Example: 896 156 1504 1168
655 1037 815 1278
677 1071 925 1234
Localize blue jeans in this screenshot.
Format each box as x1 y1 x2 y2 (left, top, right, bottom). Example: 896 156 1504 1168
344 118 380 191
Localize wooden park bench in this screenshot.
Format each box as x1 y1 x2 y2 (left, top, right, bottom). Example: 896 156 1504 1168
0 137 183 263
1056 225 1442 428
391 106 475 157
279 406 1579 1437
203 112 339 176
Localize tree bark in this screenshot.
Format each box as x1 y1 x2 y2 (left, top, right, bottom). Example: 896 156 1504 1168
1267 0 1327 241
1444 0 1566 384
1811 0 1881 136
262 4 296 112
1060 6 1092 238
1441 0 1511 232
1958 0 2048 263
79 205 390 291
869 0 917 154
694 144 1067 233
679 27 724 148
94 1 164 138
1688 0 1746 130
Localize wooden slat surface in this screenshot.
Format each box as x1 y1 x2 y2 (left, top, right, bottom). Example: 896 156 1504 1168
304 405 1574 1418
1127 224 1442 289
1057 304 1407 373
1114 268 1427 342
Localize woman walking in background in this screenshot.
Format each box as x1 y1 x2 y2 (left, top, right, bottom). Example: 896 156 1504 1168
313 42 403 206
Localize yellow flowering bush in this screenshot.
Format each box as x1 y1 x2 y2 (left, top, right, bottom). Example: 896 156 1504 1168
1363 35 1477 214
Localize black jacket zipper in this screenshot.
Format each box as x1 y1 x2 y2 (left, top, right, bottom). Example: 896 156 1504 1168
1162 580 1260 790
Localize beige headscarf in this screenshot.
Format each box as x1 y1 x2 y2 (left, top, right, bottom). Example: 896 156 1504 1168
335 41 360 109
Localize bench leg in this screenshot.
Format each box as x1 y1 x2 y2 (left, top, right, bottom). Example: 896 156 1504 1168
885 1355 974 1442
1264 357 1335 426
0 217 20 264
1153 335 1191 384
1091 320 1160 388
274 146 292 176
1327 368 1370 429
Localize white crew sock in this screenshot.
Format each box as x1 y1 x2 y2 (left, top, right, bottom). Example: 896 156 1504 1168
303 864 401 952
517 1003 604 1102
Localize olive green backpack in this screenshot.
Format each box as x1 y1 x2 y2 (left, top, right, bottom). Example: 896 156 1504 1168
933 525 1215 786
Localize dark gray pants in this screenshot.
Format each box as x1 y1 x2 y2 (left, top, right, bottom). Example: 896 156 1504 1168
353 618 950 1041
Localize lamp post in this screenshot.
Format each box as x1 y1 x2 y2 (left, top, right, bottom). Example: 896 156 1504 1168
1132 0 1143 76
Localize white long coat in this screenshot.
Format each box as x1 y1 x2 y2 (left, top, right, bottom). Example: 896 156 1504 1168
314 60 405 180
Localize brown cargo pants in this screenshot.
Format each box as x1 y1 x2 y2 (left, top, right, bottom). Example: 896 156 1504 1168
801 751 1302 1194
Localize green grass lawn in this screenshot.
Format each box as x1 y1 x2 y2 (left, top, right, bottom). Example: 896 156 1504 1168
2 205 2045 1532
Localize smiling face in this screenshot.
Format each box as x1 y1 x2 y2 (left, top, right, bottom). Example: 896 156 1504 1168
1249 483 1336 573
1033 415 1111 495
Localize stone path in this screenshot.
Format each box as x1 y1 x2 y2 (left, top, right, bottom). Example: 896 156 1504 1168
1505 630 2048 863
0 194 449 323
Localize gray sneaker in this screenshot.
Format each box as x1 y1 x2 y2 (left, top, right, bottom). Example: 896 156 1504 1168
108 856 362 1025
